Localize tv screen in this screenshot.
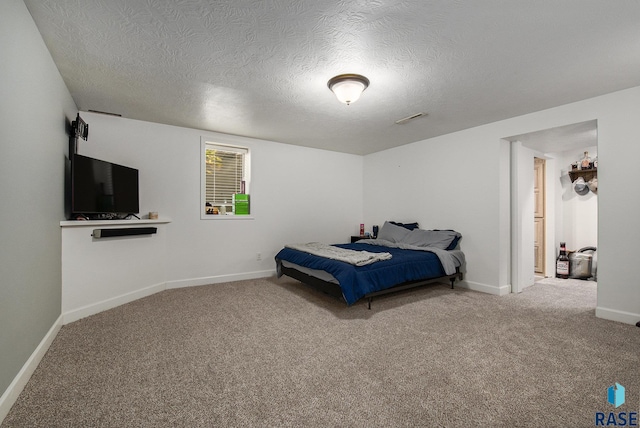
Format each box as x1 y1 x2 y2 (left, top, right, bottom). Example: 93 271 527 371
71 154 139 215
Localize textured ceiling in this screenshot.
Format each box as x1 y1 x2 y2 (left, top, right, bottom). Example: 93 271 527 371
23 0 640 155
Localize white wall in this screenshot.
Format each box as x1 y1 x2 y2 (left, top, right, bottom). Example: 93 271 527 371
559 146 598 252
0 0 77 413
75 113 364 288
364 86 640 324
363 126 509 295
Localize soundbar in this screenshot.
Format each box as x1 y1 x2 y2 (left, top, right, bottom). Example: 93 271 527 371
92 227 157 238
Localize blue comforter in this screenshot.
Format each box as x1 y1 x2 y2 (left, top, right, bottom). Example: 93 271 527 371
275 242 452 305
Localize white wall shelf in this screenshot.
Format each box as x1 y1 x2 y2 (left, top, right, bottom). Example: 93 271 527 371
60 218 171 227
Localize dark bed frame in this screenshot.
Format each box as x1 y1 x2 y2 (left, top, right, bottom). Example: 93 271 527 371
279 264 463 309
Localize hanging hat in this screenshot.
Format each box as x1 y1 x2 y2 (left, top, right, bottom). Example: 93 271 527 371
574 177 589 195
587 177 598 194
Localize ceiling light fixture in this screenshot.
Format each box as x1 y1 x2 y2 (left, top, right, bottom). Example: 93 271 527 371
327 74 370 105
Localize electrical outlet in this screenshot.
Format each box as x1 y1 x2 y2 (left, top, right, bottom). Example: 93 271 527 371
256 252 262 261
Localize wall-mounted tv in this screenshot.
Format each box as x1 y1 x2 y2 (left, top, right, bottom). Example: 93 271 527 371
71 154 139 217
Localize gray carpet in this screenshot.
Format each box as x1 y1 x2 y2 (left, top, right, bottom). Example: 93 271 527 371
2 277 638 427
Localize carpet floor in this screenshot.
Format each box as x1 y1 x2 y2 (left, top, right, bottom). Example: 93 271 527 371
2 276 638 427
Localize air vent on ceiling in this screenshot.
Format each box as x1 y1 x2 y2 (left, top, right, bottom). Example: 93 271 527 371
395 112 427 125
87 110 122 117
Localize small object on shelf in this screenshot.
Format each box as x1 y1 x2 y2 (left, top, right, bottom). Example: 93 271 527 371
580 151 592 169
360 223 364 236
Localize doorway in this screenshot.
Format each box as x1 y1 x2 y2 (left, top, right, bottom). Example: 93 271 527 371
506 120 598 292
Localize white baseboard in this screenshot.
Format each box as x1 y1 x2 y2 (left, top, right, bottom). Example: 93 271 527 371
0 315 63 424
457 280 511 296
166 269 275 289
62 282 166 324
62 271 277 324
595 306 640 326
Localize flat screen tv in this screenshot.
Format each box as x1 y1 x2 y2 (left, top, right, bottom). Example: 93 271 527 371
71 154 139 217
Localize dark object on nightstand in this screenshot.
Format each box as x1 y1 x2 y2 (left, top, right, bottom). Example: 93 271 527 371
636 321 640 328
350 235 372 243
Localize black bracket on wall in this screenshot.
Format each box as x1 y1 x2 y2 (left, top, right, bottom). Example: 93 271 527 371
69 113 89 156
91 227 157 239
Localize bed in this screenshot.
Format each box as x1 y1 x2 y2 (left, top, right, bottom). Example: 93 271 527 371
275 221 465 308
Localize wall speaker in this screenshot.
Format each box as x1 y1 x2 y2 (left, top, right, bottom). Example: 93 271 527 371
92 227 157 239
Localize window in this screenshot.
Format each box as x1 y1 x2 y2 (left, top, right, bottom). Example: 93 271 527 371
201 140 251 219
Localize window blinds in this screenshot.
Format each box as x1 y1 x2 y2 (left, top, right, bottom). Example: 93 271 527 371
205 144 246 206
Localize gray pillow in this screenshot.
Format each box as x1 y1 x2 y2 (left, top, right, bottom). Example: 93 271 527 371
403 229 461 250
377 221 411 243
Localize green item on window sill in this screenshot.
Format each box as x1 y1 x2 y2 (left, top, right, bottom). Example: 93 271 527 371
233 193 250 215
